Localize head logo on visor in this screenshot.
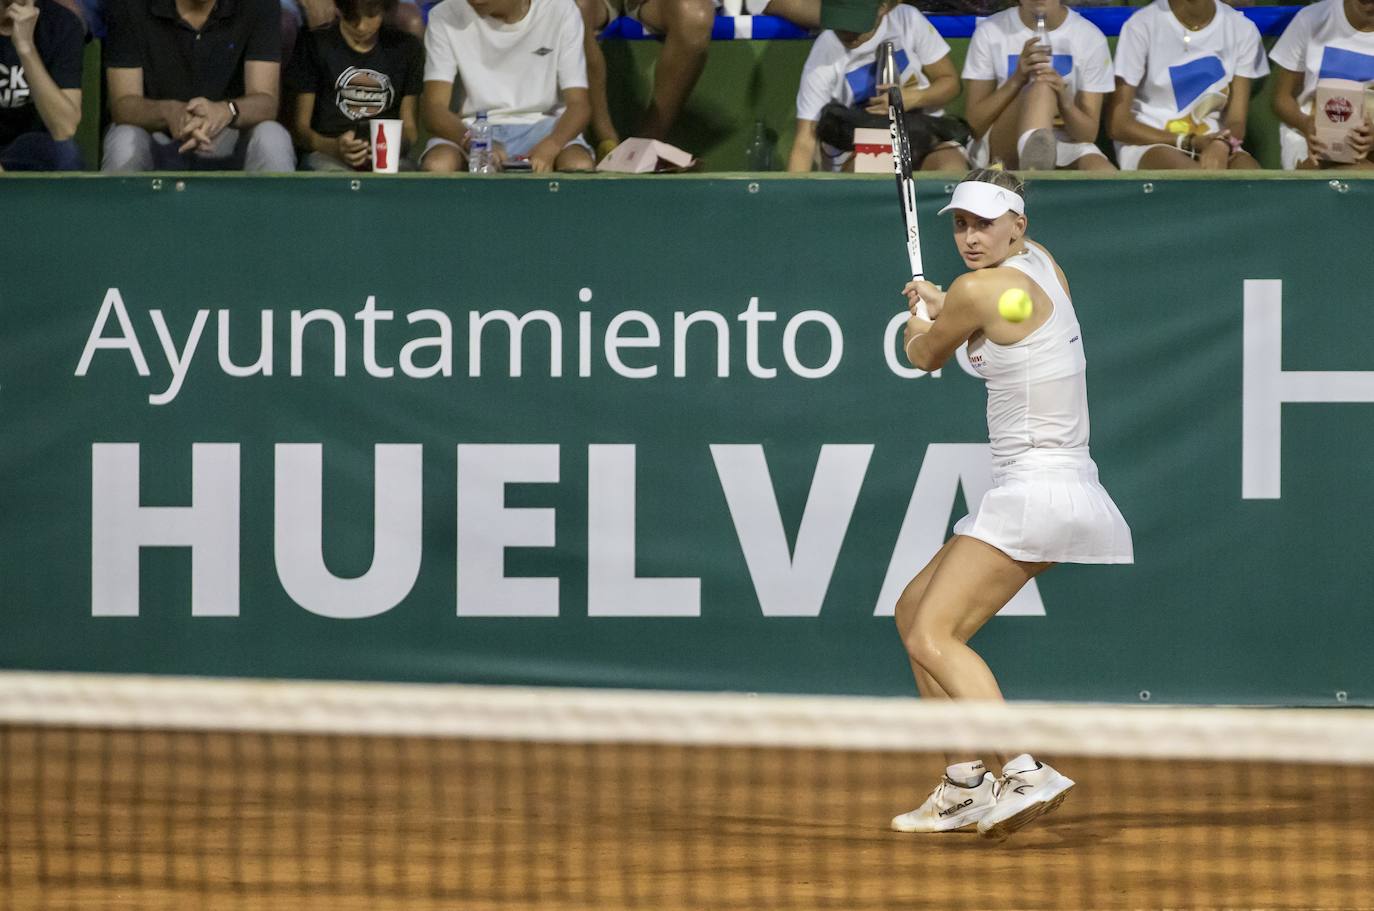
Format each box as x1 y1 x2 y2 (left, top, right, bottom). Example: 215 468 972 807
937 182 1026 219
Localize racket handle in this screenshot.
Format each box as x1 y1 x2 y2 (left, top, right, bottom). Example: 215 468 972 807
914 299 930 322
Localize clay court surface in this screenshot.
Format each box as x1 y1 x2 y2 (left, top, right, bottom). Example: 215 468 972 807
4 727 1373 911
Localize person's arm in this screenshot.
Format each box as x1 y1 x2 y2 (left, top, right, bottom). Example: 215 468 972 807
421 80 467 147
1059 89 1105 144
400 95 419 149
528 87 591 172
898 56 960 112
4 0 82 140
787 118 817 172
1270 65 1310 135
1108 79 1181 146
904 273 989 373
1220 75 1253 147
107 67 190 133
290 92 366 166
962 40 1047 139
185 58 280 146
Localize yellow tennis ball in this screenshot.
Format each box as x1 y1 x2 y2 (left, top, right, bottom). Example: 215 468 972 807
998 288 1033 323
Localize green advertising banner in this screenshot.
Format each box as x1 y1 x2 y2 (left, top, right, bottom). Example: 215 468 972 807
2 175 1371 705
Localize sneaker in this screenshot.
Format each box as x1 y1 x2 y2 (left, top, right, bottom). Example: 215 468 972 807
975 754 1075 840
1018 128 1057 171
891 761 997 833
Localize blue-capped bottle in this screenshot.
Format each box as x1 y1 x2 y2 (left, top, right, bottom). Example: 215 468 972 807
469 111 496 174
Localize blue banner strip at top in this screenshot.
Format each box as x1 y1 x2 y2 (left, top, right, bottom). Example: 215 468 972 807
594 4 1302 40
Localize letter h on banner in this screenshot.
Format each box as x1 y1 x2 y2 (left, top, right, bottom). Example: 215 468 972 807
1243 280 1374 499
91 444 240 616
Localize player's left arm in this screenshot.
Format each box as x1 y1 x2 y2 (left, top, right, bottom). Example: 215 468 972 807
903 273 989 372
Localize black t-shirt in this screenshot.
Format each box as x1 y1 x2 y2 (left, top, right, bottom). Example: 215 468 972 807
0 0 84 147
104 0 279 103
285 23 422 138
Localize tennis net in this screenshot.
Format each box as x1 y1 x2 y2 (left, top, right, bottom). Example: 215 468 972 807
2 671 1372 910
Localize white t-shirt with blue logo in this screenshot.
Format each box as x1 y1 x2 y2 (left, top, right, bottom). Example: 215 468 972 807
962 6 1115 97
1114 0 1268 133
795 5 951 122
1270 0 1374 152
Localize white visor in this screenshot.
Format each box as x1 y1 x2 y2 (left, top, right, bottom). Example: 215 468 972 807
937 181 1025 219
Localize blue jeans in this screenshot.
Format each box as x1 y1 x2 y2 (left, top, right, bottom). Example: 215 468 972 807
0 133 84 171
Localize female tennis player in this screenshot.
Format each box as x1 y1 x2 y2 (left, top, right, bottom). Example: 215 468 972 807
889 168 1133 839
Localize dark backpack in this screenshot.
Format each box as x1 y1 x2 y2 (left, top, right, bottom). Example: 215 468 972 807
815 102 971 164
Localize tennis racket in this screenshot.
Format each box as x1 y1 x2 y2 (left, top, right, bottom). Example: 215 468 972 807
886 80 930 321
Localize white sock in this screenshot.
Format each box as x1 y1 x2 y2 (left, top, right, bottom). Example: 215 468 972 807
945 759 987 787
744 0 770 13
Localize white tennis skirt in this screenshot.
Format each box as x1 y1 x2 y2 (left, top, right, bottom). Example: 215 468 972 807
952 447 1134 564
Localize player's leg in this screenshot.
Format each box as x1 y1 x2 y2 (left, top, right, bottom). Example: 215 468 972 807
902 535 1050 700
890 537 999 834
635 0 714 140
576 0 621 156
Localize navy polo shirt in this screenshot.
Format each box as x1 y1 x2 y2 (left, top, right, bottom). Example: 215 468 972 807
104 0 280 102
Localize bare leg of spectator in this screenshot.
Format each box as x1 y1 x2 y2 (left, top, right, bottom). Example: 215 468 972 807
920 146 968 172
1137 146 1200 169
1016 77 1057 170
576 0 620 155
555 145 596 171
1071 153 1115 171
421 144 464 173
1226 150 1260 170
749 0 818 28
636 0 714 141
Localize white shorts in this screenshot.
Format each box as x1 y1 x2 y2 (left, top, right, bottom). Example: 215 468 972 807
1113 141 1175 171
969 128 1107 170
953 448 1134 564
1279 124 1308 171
422 116 592 164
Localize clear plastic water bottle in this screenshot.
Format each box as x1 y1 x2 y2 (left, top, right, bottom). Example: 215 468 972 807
744 121 773 171
1033 15 1049 83
468 111 496 174
1034 14 1051 56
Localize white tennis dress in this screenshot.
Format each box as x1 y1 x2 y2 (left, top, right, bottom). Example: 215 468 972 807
952 242 1134 564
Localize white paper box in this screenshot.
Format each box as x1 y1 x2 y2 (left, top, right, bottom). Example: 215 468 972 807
853 127 893 173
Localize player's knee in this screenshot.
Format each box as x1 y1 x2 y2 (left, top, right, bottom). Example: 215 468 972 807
904 622 952 670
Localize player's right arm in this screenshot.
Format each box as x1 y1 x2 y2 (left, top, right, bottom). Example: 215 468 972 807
904 273 990 372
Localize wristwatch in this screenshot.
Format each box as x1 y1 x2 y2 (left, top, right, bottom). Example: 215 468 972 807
226 100 240 128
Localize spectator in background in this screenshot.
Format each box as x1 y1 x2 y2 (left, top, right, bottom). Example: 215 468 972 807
421 0 593 173
962 0 1116 171
574 0 713 159
0 0 83 170
282 0 422 62
286 0 422 170
788 0 967 172
1270 0 1374 170
1109 0 1267 170
101 0 295 171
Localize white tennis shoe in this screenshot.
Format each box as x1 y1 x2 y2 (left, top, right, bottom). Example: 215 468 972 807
891 761 997 833
976 754 1075 840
